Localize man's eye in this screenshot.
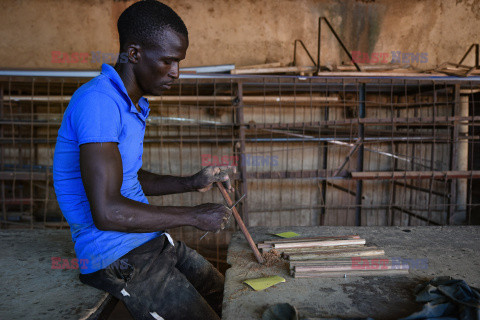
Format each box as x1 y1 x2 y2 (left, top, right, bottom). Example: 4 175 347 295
163 60 172 65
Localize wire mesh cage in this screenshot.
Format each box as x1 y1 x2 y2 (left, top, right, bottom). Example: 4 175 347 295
1 73 479 269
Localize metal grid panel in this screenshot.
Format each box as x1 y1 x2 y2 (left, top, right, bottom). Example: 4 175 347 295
1 74 479 267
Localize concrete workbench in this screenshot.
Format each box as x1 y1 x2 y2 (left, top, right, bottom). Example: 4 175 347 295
0 230 116 320
222 226 480 320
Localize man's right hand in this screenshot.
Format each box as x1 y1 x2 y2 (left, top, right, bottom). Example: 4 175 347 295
194 203 231 232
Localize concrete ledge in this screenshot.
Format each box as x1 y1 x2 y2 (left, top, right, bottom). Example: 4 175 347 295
0 230 115 319
222 226 480 320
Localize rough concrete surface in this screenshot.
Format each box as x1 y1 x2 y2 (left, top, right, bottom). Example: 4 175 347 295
1 0 480 70
222 226 480 320
0 230 110 320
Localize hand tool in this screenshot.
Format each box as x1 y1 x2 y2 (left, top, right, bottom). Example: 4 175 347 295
199 193 246 240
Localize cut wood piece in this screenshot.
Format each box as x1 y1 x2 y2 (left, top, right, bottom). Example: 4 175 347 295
294 263 409 273
335 64 411 71
231 66 316 75
293 269 409 278
273 239 365 249
261 243 366 254
281 245 368 255
257 243 273 249
262 235 360 244
289 256 389 267
235 62 282 70
287 249 385 261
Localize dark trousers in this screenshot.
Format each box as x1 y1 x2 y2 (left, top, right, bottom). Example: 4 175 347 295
79 235 224 320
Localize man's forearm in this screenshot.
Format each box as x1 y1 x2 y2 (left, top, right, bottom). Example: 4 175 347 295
138 169 194 196
95 197 196 233
92 196 227 233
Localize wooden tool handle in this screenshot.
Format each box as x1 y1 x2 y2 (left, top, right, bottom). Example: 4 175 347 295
216 182 264 264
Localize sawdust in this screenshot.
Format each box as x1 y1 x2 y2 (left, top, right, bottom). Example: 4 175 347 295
262 249 282 267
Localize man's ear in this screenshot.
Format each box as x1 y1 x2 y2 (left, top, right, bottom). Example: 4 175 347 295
126 44 142 64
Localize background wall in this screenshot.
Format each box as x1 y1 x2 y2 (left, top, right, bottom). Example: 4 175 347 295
1 0 479 70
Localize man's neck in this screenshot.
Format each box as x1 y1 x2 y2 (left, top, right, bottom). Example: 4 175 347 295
114 63 143 107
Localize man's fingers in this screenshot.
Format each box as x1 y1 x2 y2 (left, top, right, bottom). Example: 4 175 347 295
222 179 234 192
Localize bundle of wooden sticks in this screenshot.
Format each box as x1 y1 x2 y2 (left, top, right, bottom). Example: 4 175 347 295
257 235 409 278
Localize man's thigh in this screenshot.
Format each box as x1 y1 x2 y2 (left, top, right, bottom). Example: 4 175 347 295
174 241 225 316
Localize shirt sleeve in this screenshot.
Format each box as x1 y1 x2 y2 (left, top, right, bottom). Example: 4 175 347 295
70 91 122 146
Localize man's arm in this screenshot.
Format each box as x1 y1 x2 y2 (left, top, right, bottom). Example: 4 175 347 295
80 142 229 233
137 169 194 196
137 167 234 196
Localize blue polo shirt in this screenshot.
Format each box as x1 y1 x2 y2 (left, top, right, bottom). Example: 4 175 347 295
53 64 161 274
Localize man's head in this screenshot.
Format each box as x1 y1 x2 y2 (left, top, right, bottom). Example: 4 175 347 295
117 0 188 96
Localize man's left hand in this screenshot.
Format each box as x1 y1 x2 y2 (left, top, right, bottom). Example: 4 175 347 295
190 166 235 193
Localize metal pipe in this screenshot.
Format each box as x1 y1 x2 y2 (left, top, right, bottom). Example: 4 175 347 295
456 94 469 223
320 17 361 72
236 82 249 225
355 83 365 226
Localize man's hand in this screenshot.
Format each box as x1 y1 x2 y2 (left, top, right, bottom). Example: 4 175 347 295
194 203 231 231
190 166 235 193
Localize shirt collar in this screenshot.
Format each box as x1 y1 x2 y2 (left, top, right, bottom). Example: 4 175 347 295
100 64 149 118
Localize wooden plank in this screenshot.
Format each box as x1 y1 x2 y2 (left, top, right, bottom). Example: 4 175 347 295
235 62 282 70
287 249 385 261
315 71 450 77
335 64 411 71
274 239 366 249
261 235 360 244
289 256 389 267
260 243 366 252
231 66 316 75
351 171 480 180
283 245 376 255
294 264 409 273
293 269 409 278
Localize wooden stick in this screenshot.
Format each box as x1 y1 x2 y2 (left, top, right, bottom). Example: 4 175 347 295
261 235 360 244
231 66 316 75
259 239 362 250
293 269 409 278
215 182 264 264
236 62 282 69
294 264 409 273
287 250 385 261
281 245 369 254
261 244 366 253
289 256 388 267
273 239 365 249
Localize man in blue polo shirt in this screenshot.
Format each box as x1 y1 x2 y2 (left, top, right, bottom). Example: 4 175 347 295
53 1 231 319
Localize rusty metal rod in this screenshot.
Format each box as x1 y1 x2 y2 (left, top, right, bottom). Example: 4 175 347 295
215 182 264 264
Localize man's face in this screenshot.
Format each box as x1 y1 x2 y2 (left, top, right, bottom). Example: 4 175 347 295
133 28 188 96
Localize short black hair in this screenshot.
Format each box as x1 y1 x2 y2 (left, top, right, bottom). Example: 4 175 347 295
117 0 188 51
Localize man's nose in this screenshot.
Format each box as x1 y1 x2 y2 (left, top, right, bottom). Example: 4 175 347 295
168 62 179 79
